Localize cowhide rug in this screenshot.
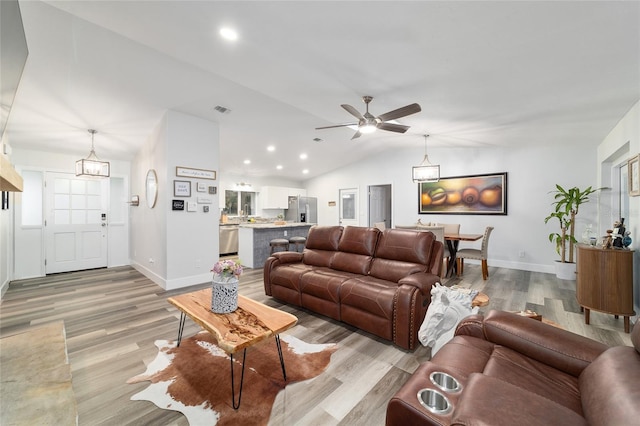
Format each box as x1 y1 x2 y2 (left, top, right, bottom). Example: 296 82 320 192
127 332 337 425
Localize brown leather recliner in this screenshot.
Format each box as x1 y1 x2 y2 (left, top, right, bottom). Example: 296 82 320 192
386 310 640 425
264 225 444 350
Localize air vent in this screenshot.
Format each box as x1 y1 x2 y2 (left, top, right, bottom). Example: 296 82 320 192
214 105 231 114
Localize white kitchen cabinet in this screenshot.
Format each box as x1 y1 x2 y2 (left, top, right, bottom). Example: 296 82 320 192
260 186 289 209
288 187 306 196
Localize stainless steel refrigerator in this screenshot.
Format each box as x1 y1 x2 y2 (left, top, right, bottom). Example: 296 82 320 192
285 196 317 223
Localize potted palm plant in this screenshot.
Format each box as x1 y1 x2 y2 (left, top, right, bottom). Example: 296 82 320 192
544 185 597 279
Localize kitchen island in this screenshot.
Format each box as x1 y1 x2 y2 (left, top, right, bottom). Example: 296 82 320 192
238 223 313 268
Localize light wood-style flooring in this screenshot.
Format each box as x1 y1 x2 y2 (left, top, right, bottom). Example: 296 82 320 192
0 264 633 425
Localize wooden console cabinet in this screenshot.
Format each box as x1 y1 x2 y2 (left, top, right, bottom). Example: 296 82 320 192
576 244 635 333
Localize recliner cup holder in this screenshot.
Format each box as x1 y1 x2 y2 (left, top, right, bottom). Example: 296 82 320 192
430 371 461 393
417 388 451 414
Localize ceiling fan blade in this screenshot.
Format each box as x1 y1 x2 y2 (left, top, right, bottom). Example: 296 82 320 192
377 122 410 133
341 104 364 119
377 103 421 122
351 130 362 140
315 123 357 130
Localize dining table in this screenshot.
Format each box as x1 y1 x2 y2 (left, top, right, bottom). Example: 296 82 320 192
444 233 483 277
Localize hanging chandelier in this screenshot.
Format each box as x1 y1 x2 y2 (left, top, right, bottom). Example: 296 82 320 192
412 134 440 182
75 129 110 177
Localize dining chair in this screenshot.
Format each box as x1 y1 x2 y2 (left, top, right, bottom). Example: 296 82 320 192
456 226 494 280
436 223 461 235
416 225 447 277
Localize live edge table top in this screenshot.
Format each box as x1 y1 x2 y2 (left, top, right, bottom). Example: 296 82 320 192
167 290 298 354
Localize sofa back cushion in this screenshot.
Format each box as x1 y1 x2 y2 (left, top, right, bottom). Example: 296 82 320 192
370 229 434 282
579 345 640 425
331 226 380 275
302 226 343 267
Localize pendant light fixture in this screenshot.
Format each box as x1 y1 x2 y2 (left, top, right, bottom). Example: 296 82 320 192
76 129 110 177
412 134 439 182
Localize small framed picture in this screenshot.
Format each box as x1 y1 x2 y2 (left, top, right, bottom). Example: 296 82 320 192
174 180 191 197
172 200 185 210
629 154 640 196
208 186 217 195
197 182 207 192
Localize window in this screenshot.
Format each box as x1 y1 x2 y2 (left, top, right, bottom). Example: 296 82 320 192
225 190 256 216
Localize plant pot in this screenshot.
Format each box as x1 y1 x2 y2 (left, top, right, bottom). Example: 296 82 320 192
211 276 238 313
554 261 576 280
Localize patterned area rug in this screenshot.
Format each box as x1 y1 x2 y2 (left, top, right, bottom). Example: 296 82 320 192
127 332 337 425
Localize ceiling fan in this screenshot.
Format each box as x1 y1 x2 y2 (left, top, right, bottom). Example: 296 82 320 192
316 96 421 140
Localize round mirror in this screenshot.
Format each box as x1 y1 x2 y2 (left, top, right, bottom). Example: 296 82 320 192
145 169 158 208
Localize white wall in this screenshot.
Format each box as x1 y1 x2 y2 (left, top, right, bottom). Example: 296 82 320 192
597 100 639 314
130 110 220 290
305 141 597 273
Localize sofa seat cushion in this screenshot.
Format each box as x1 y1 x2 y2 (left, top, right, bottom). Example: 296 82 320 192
339 277 398 341
452 374 587 426
483 347 582 415
579 345 640 425
300 268 359 320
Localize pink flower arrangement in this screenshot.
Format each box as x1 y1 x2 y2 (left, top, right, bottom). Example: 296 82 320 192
211 259 243 281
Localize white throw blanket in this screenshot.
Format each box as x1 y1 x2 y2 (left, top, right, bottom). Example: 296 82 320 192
418 283 478 355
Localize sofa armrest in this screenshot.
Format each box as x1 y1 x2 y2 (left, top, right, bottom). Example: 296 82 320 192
471 310 609 377
263 252 304 295
269 251 303 264
454 314 486 339
398 273 440 299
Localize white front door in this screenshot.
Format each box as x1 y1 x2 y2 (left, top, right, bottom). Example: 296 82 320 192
339 188 359 227
45 172 108 274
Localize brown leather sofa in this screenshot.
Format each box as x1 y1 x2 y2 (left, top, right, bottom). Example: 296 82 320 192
263 225 444 350
386 310 640 425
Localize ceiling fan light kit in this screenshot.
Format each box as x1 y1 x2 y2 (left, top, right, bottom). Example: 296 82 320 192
76 129 110 178
413 134 439 183
316 95 421 140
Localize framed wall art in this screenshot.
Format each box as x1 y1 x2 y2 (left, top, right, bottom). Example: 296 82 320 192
174 180 191 197
418 172 507 215
629 154 640 197
176 166 216 180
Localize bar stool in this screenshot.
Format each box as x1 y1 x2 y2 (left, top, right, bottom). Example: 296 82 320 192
270 238 290 254
289 236 307 252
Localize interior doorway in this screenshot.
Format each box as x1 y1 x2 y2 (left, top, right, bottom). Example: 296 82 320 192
368 184 392 229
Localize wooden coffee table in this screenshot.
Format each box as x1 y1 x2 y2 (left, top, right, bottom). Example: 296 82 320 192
167 289 298 409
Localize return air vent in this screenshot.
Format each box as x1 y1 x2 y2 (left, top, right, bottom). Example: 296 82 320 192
213 105 231 114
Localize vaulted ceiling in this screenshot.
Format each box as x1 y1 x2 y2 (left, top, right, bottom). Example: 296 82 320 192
5 1 640 180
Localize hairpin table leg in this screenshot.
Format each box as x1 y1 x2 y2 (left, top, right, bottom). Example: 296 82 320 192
275 335 287 381
176 312 186 347
230 348 247 409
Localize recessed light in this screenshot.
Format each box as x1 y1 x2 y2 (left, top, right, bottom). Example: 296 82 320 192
243 159 251 164
302 169 309 174
276 165 283 170
267 146 275 152
220 27 238 41
299 153 308 160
